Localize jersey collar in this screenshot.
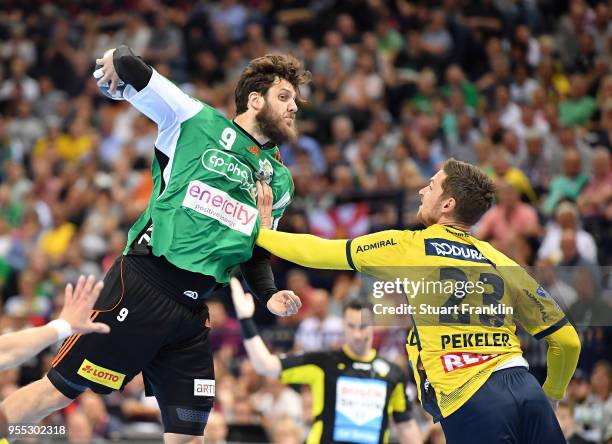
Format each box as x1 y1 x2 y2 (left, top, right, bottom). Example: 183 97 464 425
342 345 377 362
232 120 277 150
437 224 471 238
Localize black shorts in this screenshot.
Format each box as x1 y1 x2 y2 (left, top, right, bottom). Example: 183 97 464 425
48 256 216 435
440 367 565 444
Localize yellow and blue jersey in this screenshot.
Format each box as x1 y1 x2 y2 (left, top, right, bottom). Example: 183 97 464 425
345 224 568 420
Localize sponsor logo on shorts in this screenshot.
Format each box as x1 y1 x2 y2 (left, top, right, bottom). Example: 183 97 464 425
182 181 257 236
424 238 489 263
194 379 215 397
440 352 497 373
77 359 125 389
201 149 253 191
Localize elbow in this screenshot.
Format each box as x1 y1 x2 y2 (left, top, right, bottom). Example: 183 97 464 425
0 353 15 371
567 327 582 356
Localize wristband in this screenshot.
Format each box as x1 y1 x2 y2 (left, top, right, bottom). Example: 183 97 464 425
239 318 259 340
48 319 73 341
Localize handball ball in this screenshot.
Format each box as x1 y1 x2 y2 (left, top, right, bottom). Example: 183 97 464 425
94 64 126 100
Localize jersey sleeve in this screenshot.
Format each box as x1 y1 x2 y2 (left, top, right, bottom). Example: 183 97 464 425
123 69 203 155
508 266 568 339
347 230 415 272
388 369 412 423
280 352 326 385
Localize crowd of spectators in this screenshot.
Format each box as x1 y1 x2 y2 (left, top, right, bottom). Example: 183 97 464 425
0 0 611 442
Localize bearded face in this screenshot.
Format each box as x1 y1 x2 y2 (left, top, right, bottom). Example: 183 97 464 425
255 98 298 145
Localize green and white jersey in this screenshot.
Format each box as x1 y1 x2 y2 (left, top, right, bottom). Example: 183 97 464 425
122 69 294 283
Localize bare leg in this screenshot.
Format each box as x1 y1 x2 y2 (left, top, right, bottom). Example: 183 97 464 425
2 376 73 424
164 433 204 444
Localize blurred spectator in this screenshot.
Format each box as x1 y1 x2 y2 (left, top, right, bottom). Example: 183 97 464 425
475 180 540 257
79 391 123 440
255 376 302 425
559 74 597 127
578 148 612 219
544 150 589 215
294 289 343 352
271 416 305 444
208 297 242 357
534 258 578 310
556 401 591 444
567 268 610 327
489 148 537 204
574 360 612 443
67 410 97 444
539 202 598 264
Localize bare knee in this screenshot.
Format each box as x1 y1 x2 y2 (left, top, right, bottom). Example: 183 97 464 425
164 433 204 444
39 376 74 407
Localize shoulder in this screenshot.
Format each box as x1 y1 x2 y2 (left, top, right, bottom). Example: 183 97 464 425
373 357 404 382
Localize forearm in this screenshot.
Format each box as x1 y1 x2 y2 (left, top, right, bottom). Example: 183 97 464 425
542 324 581 400
256 229 351 270
113 45 152 91
241 246 278 304
0 325 62 371
397 419 422 444
243 336 281 377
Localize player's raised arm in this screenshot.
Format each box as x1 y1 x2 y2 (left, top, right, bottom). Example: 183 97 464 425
230 278 282 377
0 275 109 371
94 46 202 142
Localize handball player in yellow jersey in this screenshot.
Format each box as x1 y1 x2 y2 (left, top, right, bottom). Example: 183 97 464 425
254 159 581 444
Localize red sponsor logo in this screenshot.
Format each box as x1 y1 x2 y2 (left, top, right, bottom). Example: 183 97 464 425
441 353 497 373
247 146 260 157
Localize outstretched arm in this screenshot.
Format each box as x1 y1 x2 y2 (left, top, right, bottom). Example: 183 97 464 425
256 229 351 270
255 182 410 272
230 278 282 377
0 275 109 371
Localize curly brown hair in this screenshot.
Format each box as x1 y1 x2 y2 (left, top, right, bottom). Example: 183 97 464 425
442 159 496 225
234 54 311 114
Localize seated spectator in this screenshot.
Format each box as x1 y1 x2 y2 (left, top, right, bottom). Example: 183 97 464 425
79 391 124 440
538 201 598 263
556 228 602 295
294 289 343 352
559 74 597 127
208 297 242 356
474 180 540 257
556 401 591 444
534 258 577 310
489 148 537 204
567 268 610 327
447 112 481 164
573 361 612 443
256 376 303 425
420 10 452 68
578 148 612 219
271 416 305 444
440 65 479 110
67 410 99 444
519 129 552 196
543 149 589 215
